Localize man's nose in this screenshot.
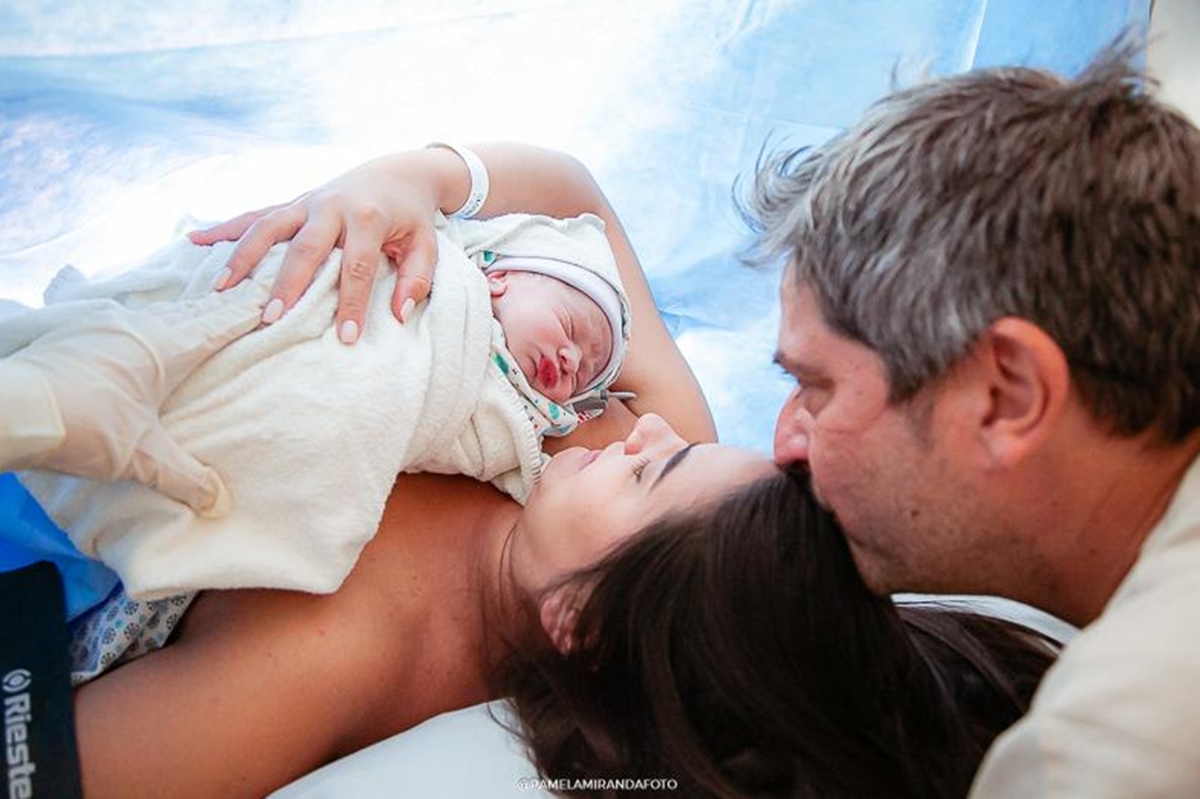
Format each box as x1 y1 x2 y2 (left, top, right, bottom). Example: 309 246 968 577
773 399 812 466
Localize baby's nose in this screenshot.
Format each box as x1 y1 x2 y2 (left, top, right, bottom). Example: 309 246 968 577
560 344 581 376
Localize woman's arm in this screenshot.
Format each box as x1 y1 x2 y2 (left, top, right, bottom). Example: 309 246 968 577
194 143 716 443
73 587 395 798
74 474 503 797
73 472 516 799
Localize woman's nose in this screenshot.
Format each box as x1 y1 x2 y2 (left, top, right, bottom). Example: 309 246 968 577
773 393 812 466
623 413 683 456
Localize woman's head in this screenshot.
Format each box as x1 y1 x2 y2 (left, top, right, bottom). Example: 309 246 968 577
500 469 1057 798
509 413 777 599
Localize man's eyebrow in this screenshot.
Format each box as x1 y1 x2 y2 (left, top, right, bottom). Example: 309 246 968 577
773 350 814 377
651 443 697 490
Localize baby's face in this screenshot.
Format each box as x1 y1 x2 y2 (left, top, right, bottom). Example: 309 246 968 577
488 271 613 405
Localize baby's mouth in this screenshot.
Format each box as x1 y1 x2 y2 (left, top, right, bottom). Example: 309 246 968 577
537 355 559 393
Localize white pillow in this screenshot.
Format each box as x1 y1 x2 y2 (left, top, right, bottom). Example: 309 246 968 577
271 702 552 798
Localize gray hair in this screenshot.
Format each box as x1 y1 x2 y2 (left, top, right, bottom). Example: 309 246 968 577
746 45 1200 442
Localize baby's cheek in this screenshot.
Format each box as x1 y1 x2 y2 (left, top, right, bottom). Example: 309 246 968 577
518 361 538 385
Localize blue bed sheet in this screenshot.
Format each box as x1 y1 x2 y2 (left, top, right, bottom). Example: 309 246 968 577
0 0 1148 611
0 474 118 619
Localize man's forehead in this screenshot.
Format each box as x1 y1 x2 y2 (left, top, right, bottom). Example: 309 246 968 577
777 280 894 398
779 273 820 313
777 280 833 362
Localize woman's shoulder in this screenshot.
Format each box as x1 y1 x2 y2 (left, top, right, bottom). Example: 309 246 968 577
376 473 516 544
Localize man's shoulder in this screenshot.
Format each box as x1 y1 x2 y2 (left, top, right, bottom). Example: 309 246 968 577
999 535 1200 771
969 574 1200 797
1046 571 1200 702
970 454 1200 796
1047 493 1200 699
1101 453 1200 619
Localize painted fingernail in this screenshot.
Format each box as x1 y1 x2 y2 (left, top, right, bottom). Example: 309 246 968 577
212 267 232 291
262 298 285 325
339 319 360 345
399 297 416 324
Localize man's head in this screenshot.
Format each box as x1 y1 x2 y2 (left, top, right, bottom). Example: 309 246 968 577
751 47 1200 596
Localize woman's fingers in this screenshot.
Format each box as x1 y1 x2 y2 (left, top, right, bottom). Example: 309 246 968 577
330 203 390 344
215 205 308 296
188 204 284 245
261 204 345 325
386 224 437 325
193 173 444 341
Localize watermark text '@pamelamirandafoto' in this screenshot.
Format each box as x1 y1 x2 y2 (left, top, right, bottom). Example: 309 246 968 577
518 777 679 792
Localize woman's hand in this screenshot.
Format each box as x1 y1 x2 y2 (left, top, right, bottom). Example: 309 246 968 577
190 152 449 344
192 141 717 444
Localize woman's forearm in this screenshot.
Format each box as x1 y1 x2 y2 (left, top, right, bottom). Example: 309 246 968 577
350 143 600 222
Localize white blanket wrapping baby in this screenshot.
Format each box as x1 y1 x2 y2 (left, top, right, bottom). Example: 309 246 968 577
0 215 552 599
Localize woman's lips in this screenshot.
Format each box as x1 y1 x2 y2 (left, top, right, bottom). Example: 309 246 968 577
574 448 601 474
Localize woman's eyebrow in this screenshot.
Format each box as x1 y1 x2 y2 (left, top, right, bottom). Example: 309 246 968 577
651 443 697 490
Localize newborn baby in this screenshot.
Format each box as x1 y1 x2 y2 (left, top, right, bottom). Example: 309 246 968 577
8 212 632 601
488 262 617 405
482 252 627 438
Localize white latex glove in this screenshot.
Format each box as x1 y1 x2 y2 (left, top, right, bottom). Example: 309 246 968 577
7 281 266 515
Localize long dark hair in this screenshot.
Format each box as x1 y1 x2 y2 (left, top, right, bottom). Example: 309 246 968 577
497 470 1057 798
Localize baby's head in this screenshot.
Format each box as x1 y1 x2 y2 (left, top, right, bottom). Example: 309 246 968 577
487 256 626 405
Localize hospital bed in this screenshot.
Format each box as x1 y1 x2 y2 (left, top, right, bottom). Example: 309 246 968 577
0 1 1147 795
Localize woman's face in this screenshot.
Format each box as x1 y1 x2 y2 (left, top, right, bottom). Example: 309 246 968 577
511 414 777 592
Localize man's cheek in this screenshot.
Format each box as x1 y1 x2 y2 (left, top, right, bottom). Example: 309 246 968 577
805 438 849 506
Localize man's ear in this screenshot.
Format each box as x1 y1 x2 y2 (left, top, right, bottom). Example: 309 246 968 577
538 586 580 655
487 270 510 299
972 317 1070 467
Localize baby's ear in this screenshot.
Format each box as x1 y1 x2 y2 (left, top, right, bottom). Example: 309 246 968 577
538 587 580 655
486 270 510 298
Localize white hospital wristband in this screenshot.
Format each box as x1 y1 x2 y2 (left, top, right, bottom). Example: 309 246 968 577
427 142 490 219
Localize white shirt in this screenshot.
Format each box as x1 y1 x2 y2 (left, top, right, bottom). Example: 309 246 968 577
971 452 1200 797
0 360 65 468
